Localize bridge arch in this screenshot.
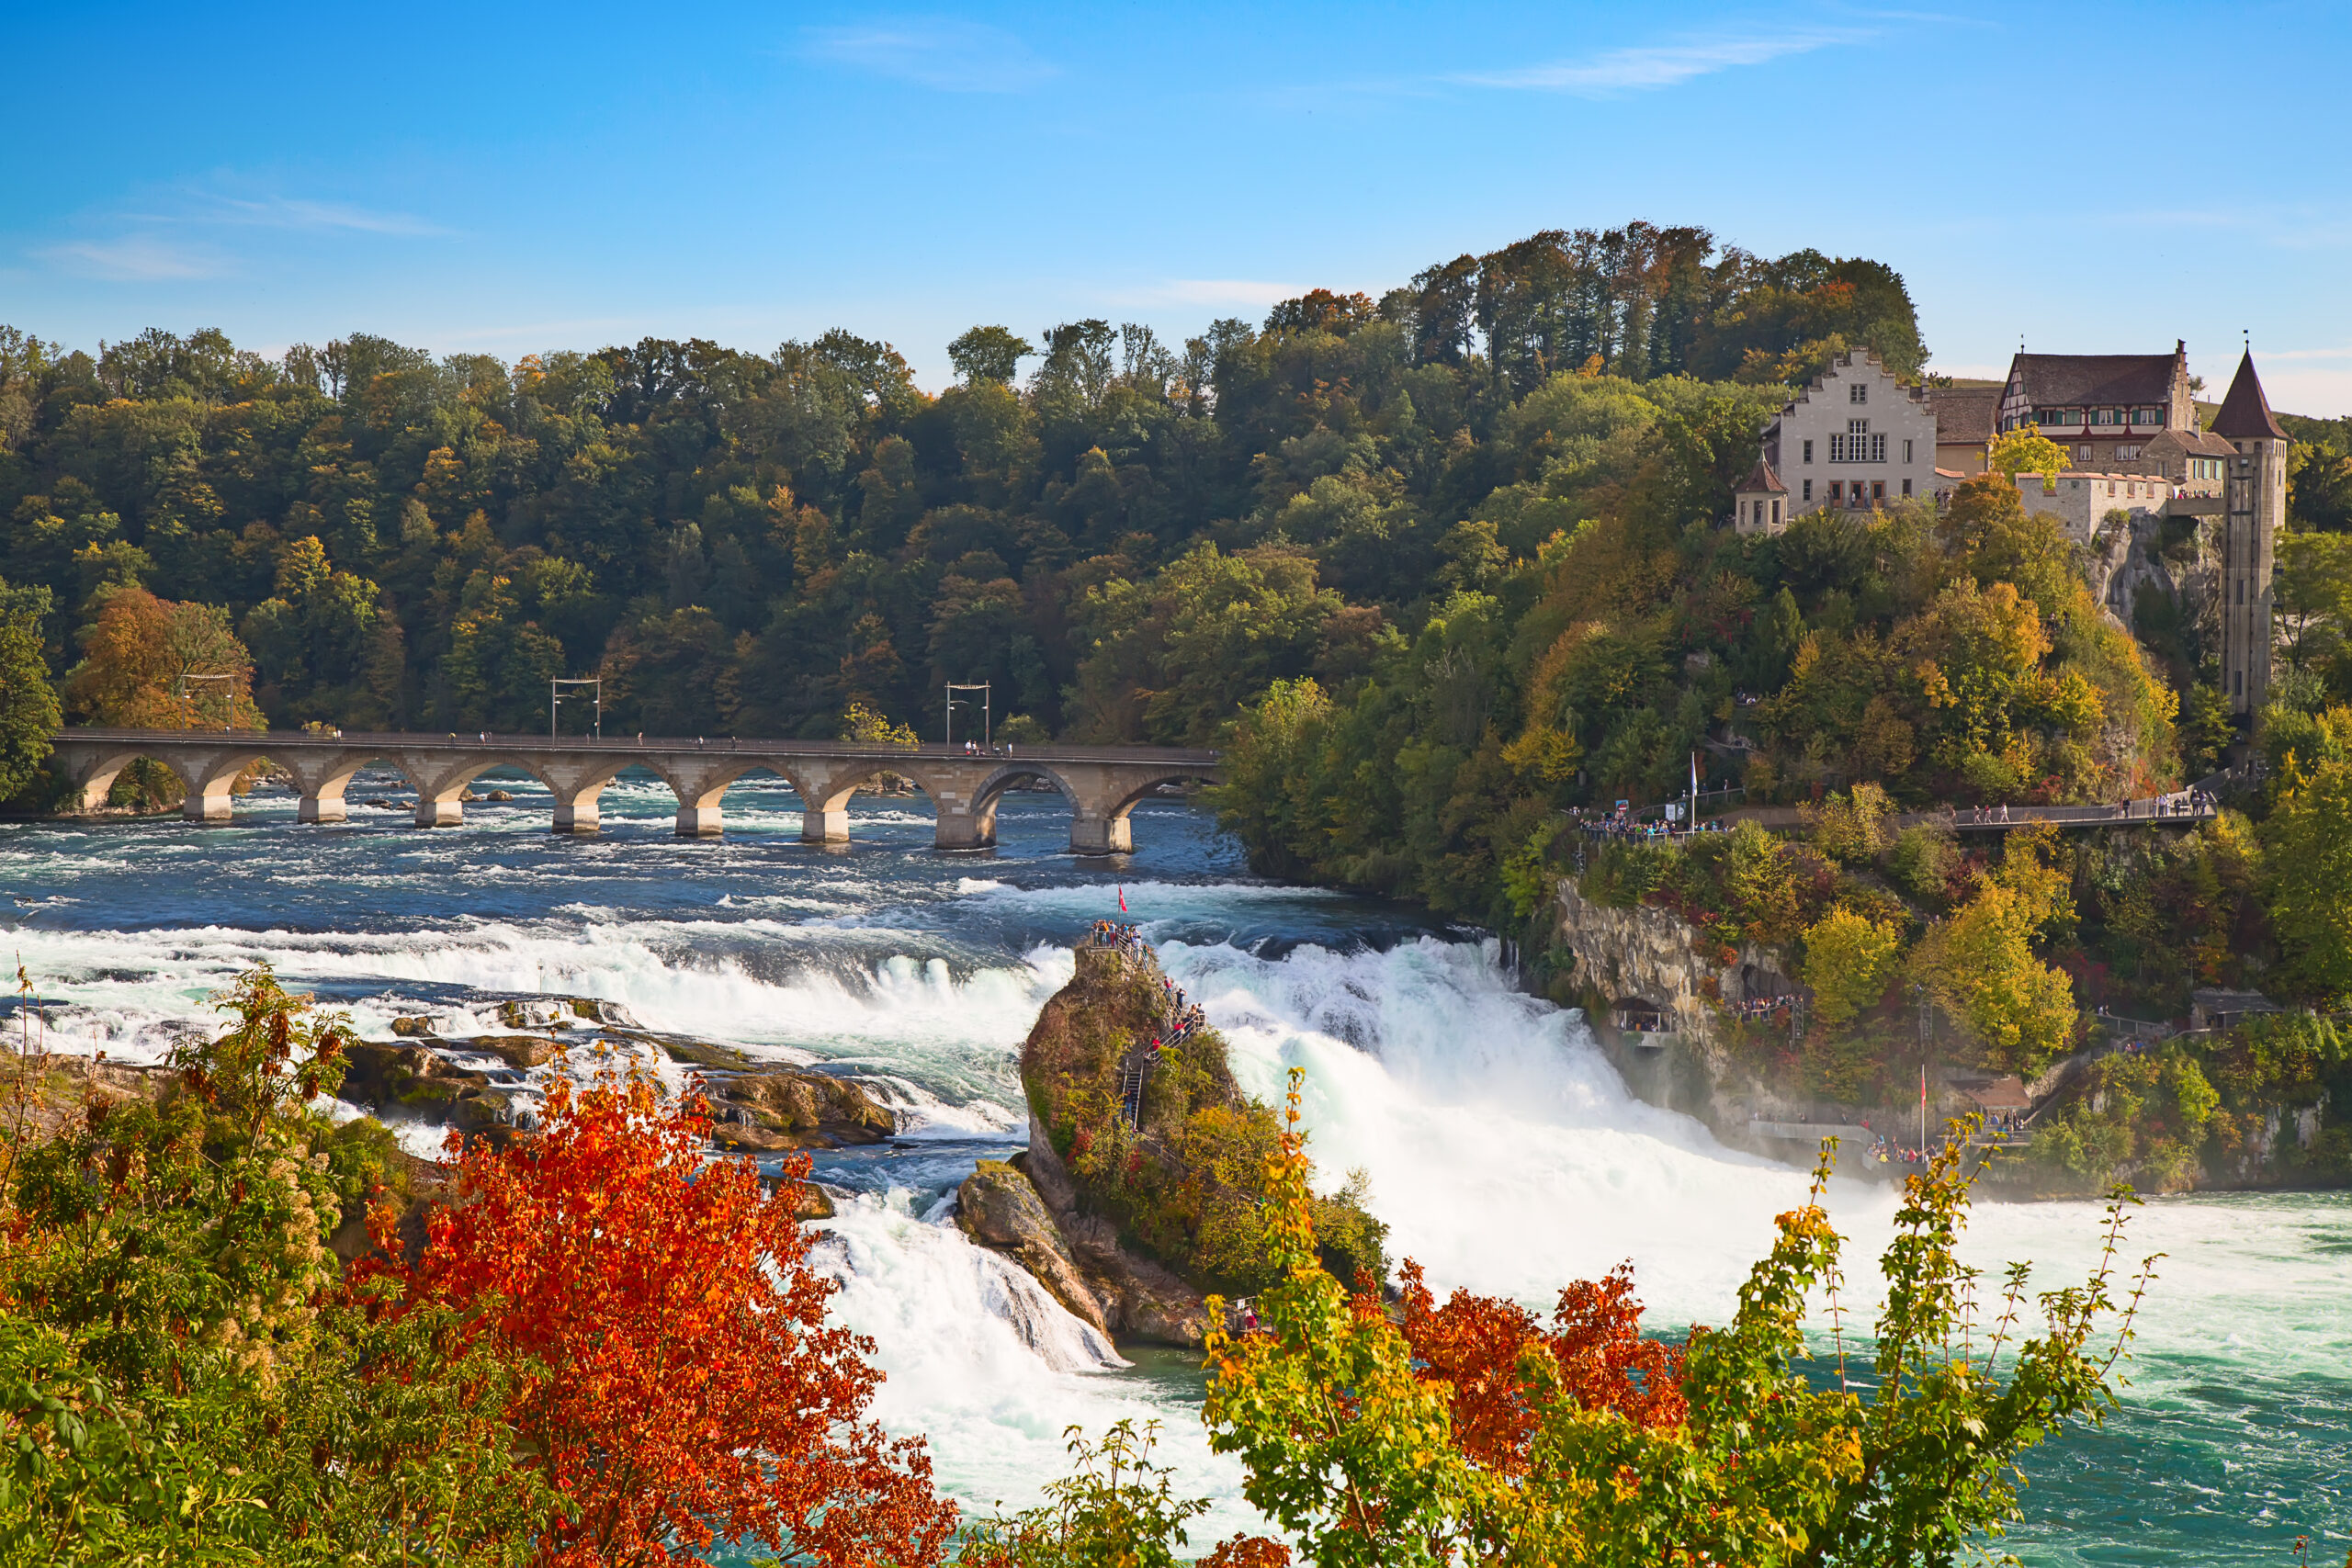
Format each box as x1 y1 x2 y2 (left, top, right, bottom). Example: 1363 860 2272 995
644 759 828 840
59 743 270 821
1059 763 1222 855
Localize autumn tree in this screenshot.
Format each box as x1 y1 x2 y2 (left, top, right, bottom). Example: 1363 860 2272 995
1915 826 2079 1073
1803 907 1902 1026
62 584 263 729
1195 1073 2152 1566
1384 1258 1686 1475
1987 424 2071 492
373 1070 955 1567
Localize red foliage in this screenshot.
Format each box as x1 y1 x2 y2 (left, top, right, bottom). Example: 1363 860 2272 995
1384 1258 1687 1473
1203 1534 1294 1567
365 1071 956 1567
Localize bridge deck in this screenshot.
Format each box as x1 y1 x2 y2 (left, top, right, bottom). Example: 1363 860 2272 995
44 726 1221 854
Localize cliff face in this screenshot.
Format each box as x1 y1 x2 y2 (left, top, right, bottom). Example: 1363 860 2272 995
1551 877 1815 1136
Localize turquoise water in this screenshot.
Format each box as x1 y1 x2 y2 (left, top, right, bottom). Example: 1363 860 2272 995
0 769 2343 1560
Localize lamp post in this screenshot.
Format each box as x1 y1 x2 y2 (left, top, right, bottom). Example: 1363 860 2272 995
550 678 602 739
175 672 234 729
944 682 991 748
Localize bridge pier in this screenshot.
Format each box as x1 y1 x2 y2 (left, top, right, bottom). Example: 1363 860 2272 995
934 807 995 851
297 793 345 824
800 805 851 844
182 783 237 822
413 797 463 828
1069 813 1133 856
675 804 722 838
551 802 598 834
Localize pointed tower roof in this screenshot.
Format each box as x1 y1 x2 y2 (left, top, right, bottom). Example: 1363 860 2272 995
1737 455 1786 494
2211 350 2287 441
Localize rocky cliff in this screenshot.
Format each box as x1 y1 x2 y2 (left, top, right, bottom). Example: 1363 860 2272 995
1545 876 1926 1178
954 938 1385 1348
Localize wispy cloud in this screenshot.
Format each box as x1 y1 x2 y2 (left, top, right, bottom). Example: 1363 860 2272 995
35 236 226 281
802 17 1056 93
192 195 447 235
1453 26 1867 96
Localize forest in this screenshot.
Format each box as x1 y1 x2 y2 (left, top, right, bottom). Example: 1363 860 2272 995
0 223 1918 756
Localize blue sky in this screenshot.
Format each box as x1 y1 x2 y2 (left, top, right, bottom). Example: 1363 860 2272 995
5 2 2348 412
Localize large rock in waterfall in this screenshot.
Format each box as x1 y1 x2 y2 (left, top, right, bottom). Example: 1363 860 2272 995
954 938 1385 1348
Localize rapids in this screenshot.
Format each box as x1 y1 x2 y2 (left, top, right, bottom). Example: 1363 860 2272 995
0 764 2342 1560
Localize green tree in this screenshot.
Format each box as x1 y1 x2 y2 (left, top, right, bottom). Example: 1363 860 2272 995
0 575 61 799
1193 1075 2148 1567
0 967 551 1562
2263 754 2352 1004
947 325 1034 386
1802 907 1901 1026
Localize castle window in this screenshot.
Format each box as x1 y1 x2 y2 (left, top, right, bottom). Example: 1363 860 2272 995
1803 479 1813 502
1904 439 1913 464
1850 382 1869 404
2133 407 2159 425
1903 478 1913 497
1803 439 1814 464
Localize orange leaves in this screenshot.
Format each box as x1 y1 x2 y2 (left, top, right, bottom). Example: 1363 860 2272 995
366 1068 955 1567
1385 1256 1686 1476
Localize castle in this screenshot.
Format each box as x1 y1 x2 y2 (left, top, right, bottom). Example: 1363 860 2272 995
1731 343 2290 718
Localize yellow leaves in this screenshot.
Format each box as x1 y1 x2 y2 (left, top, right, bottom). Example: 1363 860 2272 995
1502 724 1581 785
1789 629 1822 682
1987 426 2071 491
1915 660 1952 708
1799 908 1901 1027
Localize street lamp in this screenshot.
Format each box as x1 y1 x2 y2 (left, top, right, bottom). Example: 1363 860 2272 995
175 672 234 729
944 682 990 748
551 678 603 739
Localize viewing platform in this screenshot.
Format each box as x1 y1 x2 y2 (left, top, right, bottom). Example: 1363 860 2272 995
46 726 1221 855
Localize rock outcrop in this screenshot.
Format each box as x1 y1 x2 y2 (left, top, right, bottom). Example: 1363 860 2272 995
952 937 1380 1348
1551 878 1826 1155
703 1068 896 1153
955 1159 1111 1335
339 1008 898 1160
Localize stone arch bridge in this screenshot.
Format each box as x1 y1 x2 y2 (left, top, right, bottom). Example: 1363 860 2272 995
47 728 1222 854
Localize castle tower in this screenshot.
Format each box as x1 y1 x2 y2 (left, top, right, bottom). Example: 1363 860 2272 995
2210 350 2288 716
1731 456 1788 536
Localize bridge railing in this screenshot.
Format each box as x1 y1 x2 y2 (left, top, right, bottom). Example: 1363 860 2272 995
51 725 1218 766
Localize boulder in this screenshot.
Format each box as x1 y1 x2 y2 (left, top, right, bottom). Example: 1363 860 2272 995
956 1161 1110 1336
339 1042 485 1111
469 1035 560 1069
390 1015 438 1037
712 1069 895 1148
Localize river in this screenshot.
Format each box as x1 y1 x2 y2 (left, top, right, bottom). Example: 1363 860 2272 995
0 768 2343 1561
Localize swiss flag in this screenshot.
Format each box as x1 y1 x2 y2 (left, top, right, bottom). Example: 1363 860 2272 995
1116 886 1127 913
